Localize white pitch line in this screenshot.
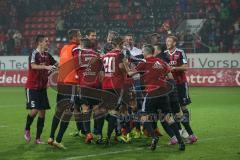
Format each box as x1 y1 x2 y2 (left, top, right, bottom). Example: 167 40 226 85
61 134 240 160
0 125 8 128
62 148 143 160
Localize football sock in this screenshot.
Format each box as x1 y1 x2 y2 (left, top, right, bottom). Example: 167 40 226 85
83 121 91 134
94 116 105 136
36 117 45 139
169 122 184 144
76 121 83 132
25 114 35 130
83 112 91 134
135 122 141 131
143 122 156 138
161 121 175 138
107 115 117 139
177 122 182 130
56 121 69 143
152 121 158 130
115 118 122 136
125 121 131 133
50 115 60 139
181 109 194 135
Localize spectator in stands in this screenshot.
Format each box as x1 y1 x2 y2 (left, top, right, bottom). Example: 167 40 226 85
13 30 22 47
0 0 239 54
20 40 29 55
233 17 240 33
56 16 65 39
0 41 6 55
224 27 235 52
6 35 15 55
209 41 219 53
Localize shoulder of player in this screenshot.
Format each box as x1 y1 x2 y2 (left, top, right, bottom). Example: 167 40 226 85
72 46 82 53
29 49 39 59
31 49 39 55
105 50 120 56
82 49 100 56
29 49 39 63
164 50 169 54
176 48 185 54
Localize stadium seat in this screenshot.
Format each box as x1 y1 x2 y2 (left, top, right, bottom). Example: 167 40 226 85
24 24 30 29
32 17 38 22
38 11 44 16
24 30 30 36
25 17 30 23
43 24 48 29
31 24 37 29
37 17 43 23
44 11 51 16
50 23 55 29
31 30 37 36
49 30 56 35
56 11 61 16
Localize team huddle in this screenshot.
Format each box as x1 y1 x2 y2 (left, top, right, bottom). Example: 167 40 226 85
24 29 197 151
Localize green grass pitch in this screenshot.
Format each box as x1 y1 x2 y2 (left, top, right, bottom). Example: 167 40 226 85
0 87 240 160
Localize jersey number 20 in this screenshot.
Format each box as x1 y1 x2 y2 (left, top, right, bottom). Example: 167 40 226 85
103 57 115 73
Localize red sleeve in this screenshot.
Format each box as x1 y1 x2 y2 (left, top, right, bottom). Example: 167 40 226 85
72 49 80 71
136 62 145 72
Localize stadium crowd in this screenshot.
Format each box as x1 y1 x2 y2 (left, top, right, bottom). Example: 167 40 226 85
0 0 240 55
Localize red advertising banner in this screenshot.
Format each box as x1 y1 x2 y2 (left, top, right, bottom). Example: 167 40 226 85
0 69 240 87
187 68 240 86
0 70 27 87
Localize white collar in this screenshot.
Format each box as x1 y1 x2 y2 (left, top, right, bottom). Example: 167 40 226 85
36 48 44 56
168 48 176 55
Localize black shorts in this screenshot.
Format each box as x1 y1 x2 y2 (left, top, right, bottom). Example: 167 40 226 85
141 94 170 114
104 89 123 109
177 82 191 106
78 87 101 106
79 97 100 106
26 88 50 110
168 88 181 114
56 84 82 109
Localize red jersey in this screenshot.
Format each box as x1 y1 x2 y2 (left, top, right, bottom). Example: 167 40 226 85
136 57 170 93
73 48 102 88
26 49 56 89
164 48 188 84
102 49 125 89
